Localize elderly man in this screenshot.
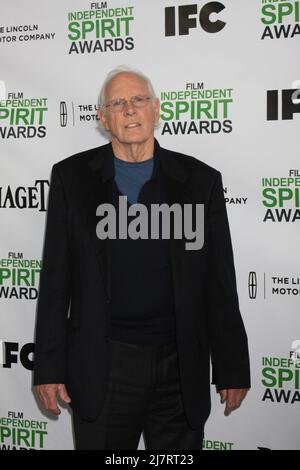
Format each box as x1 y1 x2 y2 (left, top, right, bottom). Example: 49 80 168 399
33 66 250 450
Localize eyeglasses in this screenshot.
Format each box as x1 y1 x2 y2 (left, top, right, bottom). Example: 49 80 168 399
102 95 152 113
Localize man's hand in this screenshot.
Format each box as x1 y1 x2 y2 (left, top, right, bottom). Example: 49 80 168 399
219 388 249 416
34 384 71 416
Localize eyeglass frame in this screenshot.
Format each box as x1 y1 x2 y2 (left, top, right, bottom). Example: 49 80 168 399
100 95 154 113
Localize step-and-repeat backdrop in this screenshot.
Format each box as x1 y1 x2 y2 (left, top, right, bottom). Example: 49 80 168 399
1 0 299 450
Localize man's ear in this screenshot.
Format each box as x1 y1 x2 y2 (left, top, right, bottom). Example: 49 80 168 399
97 108 109 131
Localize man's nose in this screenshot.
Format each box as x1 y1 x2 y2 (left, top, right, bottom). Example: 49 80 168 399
123 100 136 115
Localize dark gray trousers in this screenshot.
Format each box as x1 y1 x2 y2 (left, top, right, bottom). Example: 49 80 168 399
72 339 204 450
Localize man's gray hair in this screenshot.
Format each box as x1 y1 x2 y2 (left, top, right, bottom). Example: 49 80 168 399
98 65 157 108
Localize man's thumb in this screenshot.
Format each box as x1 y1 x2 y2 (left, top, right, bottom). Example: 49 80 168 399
220 389 227 403
58 384 71 403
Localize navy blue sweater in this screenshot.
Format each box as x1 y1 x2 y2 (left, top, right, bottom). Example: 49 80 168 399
109 149 176 346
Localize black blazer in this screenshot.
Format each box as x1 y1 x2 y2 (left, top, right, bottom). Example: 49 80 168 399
33 139 250 429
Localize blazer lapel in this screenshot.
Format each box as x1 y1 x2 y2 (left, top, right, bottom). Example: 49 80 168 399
159 147 191 302
86 144 114 302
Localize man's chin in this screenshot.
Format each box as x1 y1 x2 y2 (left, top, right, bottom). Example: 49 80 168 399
113 135 153 146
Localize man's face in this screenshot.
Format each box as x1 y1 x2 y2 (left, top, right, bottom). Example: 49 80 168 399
97 72 160 146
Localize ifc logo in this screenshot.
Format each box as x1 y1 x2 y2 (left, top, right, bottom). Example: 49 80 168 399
165 2 226 36
0 341 34 370
267 88 300 120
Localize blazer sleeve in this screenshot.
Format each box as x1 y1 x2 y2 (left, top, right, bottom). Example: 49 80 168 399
204 171 251 391
33 163 71 386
